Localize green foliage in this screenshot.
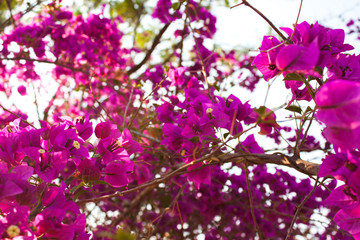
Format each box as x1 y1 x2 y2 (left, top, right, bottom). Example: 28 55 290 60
285 105 302 114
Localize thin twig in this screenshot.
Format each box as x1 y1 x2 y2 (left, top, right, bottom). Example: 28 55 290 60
0 57 89 74
151 183 188 235
5 0 16 28
285 177 321 240
109 185 156 228
0 103 37 129
31 82 41 120
130 129 161 143
123 88 134 128
77 144 224 203
127 23 171 75
0 0 43 31
245 161 263 239
235 0 289 42
290 0 304 41
127 79 164 129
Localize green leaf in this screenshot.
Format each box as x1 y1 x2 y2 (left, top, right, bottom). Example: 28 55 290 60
172 2 180 10
70 182 85 193
314 66 323 76
73 189 91 201
115 229 135 240
92 180 113 186
253 106 267 115
285 105 302 114
135 30 154 48
283 73 304 81
304 106 313 114
213 83 221 92
160 194 172 207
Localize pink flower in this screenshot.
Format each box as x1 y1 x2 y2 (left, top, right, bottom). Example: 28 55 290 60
316 80 360 150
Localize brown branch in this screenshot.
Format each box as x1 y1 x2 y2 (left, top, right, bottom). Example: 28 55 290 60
129 129 161 144
150 183 188 235
245 161 263 240
77 151 320 204
127 22 171 76
77 145 223 203
5 0 16 28
109 185 156 228
0 103 37 129
232 0 289 43
0 57 89 75
220 153 320 176
0 0 44 31
290 0 304 41
285 177 322 240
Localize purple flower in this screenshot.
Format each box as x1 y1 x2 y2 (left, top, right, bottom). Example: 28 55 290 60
95 121 116 139
161 123 186 151
186 161 213 190
97 128 141 165
104 161 132 187
334 205 360 239
168 67 187 87
327 54 360 81
181 114 214 138
275 40 320 77
237 134 264 154
0 132 24 166
0 205 36 239
324 185 359 210
17 85 27 96
75 158 101 183
152 0 180 24
0 164 33 201
252 36 283 80
316 80 360 149
74 115 93 141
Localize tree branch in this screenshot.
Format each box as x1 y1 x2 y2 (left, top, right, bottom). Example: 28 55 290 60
127 22 171 76
0 0 44 32
219 152 320 176
77 151 320 204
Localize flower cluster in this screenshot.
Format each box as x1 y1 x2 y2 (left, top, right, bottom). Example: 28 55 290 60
253 19 360 239
0 1 358 239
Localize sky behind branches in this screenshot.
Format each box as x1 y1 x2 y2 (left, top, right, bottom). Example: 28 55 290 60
215 0 360 50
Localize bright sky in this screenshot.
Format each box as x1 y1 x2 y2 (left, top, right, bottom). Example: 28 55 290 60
215 0 360 50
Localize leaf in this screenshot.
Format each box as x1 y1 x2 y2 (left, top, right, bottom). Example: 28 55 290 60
73 189 91 201
160 194 172 208
304 106 313 114
283 72 304 81
115 229 136 240
285 105 302 114
69 182 85 193
253 106 267 115
92 180 113 186
172 2 180 10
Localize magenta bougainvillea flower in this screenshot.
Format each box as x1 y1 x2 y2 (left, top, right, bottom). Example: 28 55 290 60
327 54 360 81
169 66 188 86
252 36 283 80
104 161 132 187
0 205 36 239
95 121 116 139
2 3 360 240
275 41 320 77
334 206 360 239
316 80 360 149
